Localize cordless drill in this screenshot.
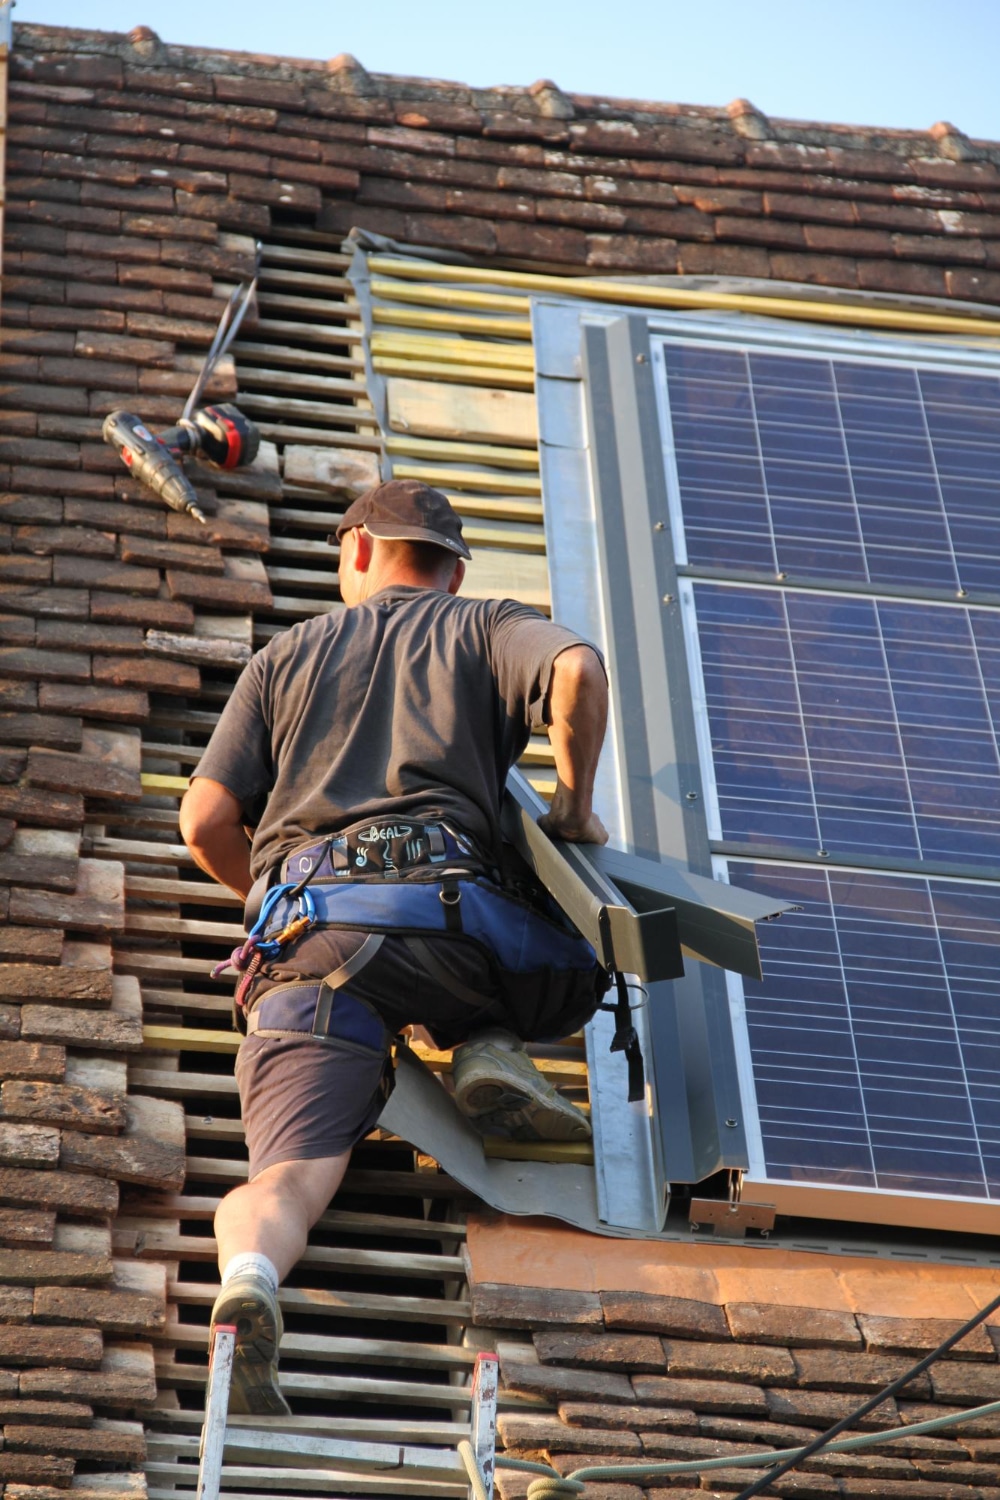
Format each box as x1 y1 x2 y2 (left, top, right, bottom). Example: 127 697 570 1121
103 404 261 524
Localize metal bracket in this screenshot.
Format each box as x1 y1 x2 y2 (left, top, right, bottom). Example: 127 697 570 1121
503 768 683 981
689 1198 776 1237
504 766 793 982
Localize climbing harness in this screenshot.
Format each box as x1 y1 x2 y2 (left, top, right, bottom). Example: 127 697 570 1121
214 815 656 1094
215 816 610 1050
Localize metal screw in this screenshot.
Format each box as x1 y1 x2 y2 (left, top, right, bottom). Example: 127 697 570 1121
776 571 787 581
686 791 699 801
636 353 647 364
817 848 829 858
662 593 674 604
957 588 968 598
725 1118 738 1128
654 521 665 531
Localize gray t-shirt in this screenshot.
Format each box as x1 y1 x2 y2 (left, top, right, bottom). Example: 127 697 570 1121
194 585 600 881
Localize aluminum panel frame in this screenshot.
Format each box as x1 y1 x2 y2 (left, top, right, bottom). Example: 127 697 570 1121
536 302 750 1193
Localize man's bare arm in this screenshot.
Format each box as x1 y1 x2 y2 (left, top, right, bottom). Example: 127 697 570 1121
538 644 609 845
179 777 254 900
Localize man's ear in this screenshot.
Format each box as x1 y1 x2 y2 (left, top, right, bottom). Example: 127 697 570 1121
353 527 375 572
446 559 465 595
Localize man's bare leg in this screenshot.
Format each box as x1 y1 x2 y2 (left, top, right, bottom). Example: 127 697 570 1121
214 1153 351 1281
210 1153 350 1415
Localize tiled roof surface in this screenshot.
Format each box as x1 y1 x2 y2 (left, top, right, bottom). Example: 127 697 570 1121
473 1278 1000 1500
11 23 1000 304
0 24 287 1497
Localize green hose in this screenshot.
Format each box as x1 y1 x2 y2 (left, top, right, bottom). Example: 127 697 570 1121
474 1393 1000 1496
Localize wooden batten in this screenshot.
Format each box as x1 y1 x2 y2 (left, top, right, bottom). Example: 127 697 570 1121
387 377 539 446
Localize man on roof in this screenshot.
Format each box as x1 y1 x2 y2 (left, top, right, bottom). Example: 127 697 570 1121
180 478 609 1416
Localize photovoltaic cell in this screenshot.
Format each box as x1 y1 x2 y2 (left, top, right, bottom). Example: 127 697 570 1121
694 583 1000 870
662 344 1000 593
730 862 1000 1199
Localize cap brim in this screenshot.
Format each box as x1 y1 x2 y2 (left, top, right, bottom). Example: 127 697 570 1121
364 520 472 560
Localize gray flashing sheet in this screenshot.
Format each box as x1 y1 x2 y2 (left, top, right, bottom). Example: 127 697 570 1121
381 1046 632 1237
534 299 625 851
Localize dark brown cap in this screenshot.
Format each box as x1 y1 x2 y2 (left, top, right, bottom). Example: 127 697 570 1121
333 479 471 560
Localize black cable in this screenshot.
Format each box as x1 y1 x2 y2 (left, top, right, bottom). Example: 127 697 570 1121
733 1284 1000 1500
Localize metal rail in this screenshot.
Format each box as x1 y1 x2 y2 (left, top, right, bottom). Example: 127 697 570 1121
503 766 792 981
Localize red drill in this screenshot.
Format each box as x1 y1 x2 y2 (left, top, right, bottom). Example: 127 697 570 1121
103 404 261 524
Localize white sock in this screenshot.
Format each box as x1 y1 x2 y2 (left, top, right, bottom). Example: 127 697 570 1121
220 1252 279 1294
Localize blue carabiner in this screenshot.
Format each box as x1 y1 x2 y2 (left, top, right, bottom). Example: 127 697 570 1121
249 881 317 956
248 882 292 938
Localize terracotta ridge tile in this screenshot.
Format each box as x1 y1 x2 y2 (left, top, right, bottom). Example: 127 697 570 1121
14 25 1000 154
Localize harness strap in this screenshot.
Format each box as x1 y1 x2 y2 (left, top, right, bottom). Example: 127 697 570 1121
604 971 645 1103
246 932 386 1038
311 933 385 1039
439 877 463 934
404 934 498 1013
427 825 446 858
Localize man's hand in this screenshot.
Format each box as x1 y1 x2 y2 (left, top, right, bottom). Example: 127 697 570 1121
539 783 609 844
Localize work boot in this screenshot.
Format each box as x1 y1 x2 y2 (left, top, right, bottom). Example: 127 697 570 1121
210 1272 291 1417
451 1029 591 1142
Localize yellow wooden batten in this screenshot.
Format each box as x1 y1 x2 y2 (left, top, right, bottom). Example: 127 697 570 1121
371 277 531 316
141 773 189 794
144 1025 238 1054
462 522 545 554
372 304 534 339
440 492 544 523
410 1044 587 1083
142 1028 587 1087
370 254 1000 339
371 332 534 372
391 462 541 496
384 434 540 470
483 1140 594 1165
372 354 534 390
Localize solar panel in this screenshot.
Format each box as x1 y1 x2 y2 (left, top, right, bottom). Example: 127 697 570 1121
731 861 1000 1200
663 344 1000 595
694 582 1000 869
652 333 1000 1216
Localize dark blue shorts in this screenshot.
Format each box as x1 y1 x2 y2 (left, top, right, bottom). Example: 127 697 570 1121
236 926 502 1178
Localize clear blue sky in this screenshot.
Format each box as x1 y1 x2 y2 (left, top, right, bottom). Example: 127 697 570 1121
17 0 1000 144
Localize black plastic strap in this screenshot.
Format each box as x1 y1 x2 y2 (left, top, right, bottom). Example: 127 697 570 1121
330 836 350 871
605 970 644 1102
312 933 385 1038
439 878 463 933
428 825 446 858
404 935 498 1011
